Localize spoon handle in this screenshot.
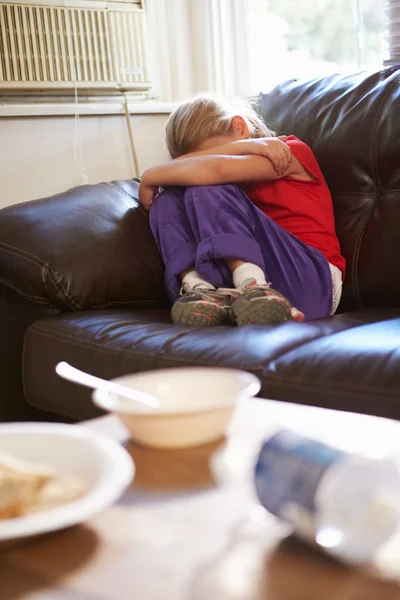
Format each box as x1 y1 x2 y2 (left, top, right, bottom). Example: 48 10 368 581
55 362 159 409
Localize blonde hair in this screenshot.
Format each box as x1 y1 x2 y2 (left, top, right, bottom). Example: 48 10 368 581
165 93 274 159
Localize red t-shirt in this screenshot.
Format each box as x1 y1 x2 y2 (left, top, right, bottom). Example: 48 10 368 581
246 136 346 277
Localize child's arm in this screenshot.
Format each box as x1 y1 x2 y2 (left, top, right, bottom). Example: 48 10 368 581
176 136 291 176
139 153 306 209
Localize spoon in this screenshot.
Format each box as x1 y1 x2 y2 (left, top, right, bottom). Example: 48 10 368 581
55 362 160 409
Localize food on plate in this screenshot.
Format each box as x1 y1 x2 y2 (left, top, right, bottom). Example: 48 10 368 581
0 449 86 519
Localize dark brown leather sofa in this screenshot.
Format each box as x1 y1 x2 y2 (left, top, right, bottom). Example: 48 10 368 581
2 67 400 423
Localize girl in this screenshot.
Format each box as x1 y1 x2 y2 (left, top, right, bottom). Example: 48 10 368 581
139 94 345 327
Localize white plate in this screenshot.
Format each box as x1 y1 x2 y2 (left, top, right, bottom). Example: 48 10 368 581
0 422 134 542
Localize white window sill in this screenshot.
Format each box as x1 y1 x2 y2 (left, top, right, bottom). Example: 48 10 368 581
0 99 178 117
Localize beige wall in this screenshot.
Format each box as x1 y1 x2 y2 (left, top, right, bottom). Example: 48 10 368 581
0 113 169 208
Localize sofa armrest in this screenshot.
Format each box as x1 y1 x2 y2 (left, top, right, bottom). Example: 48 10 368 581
0 180 168 310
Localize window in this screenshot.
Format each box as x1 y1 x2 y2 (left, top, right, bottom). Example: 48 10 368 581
247 0 387 93
147 0 391 102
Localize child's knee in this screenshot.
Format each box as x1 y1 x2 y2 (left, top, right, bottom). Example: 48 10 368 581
184 184 247 209
185 183 239 196
154 187 185 204
150 187 185 214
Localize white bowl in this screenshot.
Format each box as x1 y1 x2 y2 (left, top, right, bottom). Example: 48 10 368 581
93 367 261 449
0 423 134 542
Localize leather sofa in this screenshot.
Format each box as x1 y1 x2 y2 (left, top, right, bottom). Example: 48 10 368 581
1 67 400 423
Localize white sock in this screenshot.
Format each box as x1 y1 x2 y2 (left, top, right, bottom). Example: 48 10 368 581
181 269 215 293
232 263 267 289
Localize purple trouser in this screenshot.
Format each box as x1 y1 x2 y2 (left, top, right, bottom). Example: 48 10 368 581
149 184 333 320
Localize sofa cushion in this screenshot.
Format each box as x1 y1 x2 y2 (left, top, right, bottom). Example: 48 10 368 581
258 67 400 313
0 180 168 310
22 307 400 421
264 316 400 419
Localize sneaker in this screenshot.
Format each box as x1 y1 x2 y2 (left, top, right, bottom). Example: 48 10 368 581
232 280 305 326
171 288 234 326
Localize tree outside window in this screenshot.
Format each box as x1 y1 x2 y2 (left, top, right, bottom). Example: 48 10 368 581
247 0 387 93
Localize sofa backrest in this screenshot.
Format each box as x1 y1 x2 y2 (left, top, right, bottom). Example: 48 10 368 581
259 67 400 311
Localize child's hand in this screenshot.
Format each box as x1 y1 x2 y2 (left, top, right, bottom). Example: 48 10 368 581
239 136 291 176
139 179 159 210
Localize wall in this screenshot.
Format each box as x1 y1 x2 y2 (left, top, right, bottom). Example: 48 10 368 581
0 113 169 208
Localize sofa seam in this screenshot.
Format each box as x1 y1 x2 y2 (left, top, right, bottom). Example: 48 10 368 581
44 265 81 310
0 278 159 310
0 280 52 304
104 181 137 204
92 299 162 309
351 211 371 309
262 371 400 403
0 240 46 268
331 189 400 197
0 241 80 309
25 325 267 369
104 182 149 219
24 398 93 422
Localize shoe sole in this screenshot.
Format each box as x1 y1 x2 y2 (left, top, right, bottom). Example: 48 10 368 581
171 301 232 326
233 296 292 326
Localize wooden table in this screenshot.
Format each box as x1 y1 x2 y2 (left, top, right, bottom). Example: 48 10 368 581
2 399 400 600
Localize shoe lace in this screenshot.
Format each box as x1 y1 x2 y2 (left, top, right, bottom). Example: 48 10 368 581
218 282 272 297
217 287 241 298
179 283 274 299
179 286 230 300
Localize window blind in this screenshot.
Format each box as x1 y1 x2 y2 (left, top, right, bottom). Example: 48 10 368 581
385 0 400 65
